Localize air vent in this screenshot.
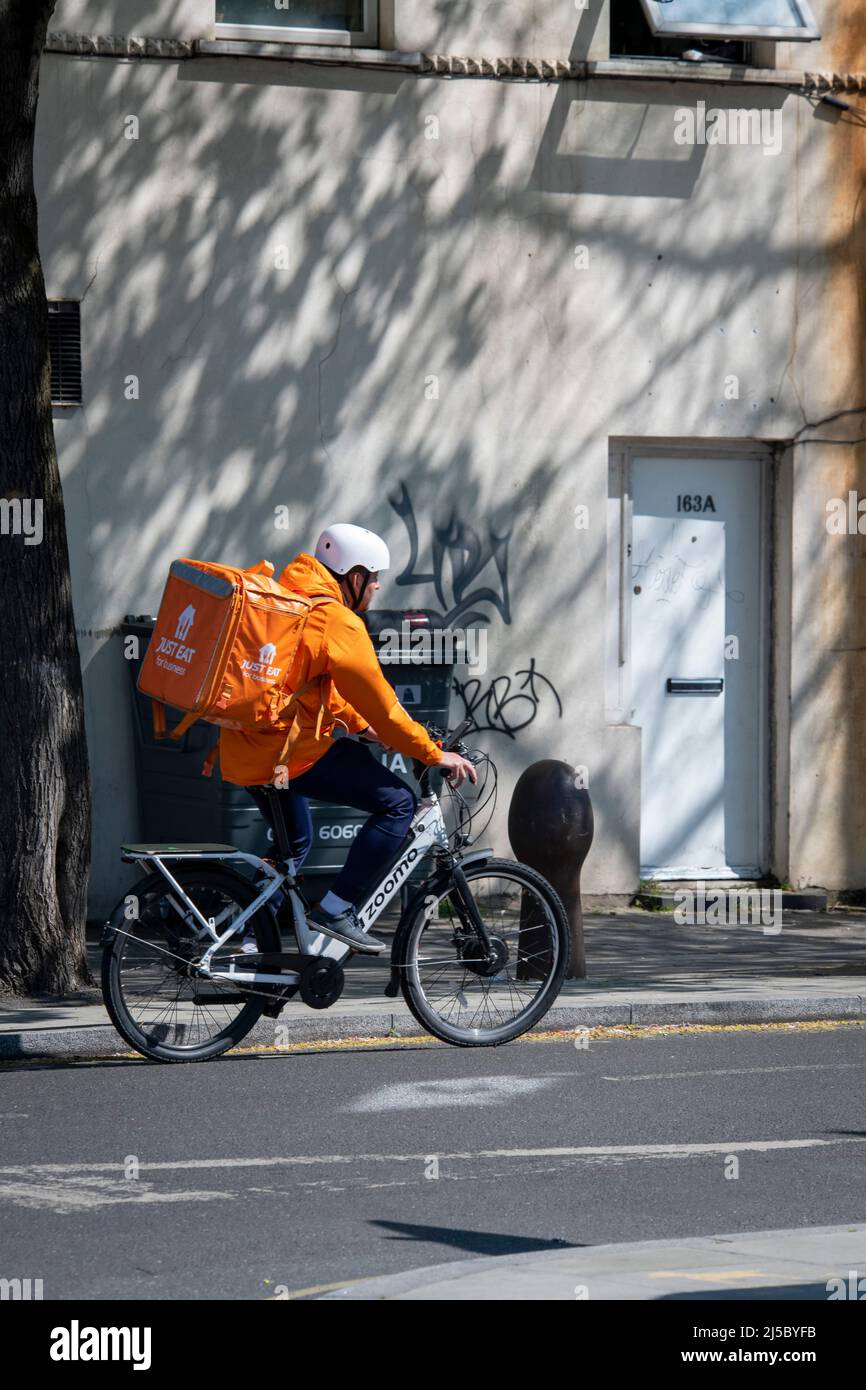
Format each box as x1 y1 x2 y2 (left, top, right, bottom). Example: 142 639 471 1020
48 300 82 405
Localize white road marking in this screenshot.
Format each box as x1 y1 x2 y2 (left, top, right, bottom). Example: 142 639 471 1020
648 1269 764 1281
2 1138 861 1210
345 1076 556 1113
596 1063 866 1082
0 1135 862 1182
473 1139 866 1159
0 1176 234 1214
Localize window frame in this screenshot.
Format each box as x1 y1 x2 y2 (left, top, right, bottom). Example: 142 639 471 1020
638 0 820 42
214 0 378 47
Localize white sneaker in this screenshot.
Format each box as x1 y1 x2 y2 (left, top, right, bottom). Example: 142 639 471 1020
240 932 259 955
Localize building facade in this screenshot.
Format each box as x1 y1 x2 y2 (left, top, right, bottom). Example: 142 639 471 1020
36 0 866 913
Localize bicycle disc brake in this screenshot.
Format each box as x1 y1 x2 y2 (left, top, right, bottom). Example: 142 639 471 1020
459 933 509 978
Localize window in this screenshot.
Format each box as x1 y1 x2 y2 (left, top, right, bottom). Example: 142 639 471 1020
637 0 820 42
215 0 377 46
47 301 82 406
611 1 751 61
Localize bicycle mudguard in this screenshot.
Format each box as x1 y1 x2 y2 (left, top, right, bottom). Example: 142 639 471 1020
101 861 283 950
453 848 495 869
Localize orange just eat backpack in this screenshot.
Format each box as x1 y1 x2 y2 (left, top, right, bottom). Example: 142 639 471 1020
137 558 335 775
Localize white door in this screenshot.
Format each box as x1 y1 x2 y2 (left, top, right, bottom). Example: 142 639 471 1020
630 453 766 878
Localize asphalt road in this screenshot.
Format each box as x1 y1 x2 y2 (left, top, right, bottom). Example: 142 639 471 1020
0 1024 864 1300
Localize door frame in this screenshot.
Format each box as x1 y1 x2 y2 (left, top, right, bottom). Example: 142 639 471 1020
608 439 773 880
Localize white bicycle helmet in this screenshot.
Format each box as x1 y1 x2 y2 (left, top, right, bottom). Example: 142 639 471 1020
315 523 390 576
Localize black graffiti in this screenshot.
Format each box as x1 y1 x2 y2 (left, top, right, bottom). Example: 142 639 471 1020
388 481 512 627
452 659 563 739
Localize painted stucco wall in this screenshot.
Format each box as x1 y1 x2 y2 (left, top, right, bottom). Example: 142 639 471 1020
784 2 866 891
50 0 611 55
35 0 866 911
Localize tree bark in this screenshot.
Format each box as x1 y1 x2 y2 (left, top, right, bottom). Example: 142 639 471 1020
0 0 92 993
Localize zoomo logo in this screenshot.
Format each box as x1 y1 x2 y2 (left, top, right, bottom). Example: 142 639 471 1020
361 846 420 922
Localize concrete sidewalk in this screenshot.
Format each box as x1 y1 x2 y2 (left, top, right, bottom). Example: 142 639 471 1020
1 909 865 1059
317 1221 866 1300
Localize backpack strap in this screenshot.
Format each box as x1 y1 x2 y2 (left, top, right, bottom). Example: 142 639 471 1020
273 717 302 782
151 700 167 739
168 710 198 742
152 701 197 738
201 742 220 779
152 699 198 744
316 673 333 739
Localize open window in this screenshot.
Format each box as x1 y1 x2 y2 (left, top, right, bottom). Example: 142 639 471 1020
636 0 819 43
611 0 819 62
215 0 377 47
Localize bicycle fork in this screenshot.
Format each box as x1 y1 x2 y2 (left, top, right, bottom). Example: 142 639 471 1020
449 863 496 958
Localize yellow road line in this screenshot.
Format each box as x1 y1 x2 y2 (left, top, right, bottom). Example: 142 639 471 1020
232 1018 866 1056
0 1017 862 1067
265 1276 378 1299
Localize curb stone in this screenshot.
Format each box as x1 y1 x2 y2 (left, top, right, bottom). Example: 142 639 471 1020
1 994 863 1060
316 1221 866 1301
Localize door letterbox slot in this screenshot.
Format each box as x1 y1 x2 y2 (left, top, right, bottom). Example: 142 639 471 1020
666 677 724 695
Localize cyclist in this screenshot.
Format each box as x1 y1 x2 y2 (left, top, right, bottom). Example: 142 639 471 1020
220 523 476 955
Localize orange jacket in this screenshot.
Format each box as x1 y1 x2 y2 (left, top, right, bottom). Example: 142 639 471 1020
219 553 444 786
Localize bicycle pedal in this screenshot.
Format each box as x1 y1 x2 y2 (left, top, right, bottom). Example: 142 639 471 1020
261 989 297 1018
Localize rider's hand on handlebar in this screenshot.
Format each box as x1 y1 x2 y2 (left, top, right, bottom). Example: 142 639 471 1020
438 750 478 788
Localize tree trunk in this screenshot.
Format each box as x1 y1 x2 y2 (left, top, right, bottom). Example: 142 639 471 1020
0 0 92 994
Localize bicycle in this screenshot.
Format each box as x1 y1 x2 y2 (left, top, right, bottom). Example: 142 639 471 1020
101 719 570 1061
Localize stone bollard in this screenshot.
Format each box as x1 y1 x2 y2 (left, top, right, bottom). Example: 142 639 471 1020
507 759 594 980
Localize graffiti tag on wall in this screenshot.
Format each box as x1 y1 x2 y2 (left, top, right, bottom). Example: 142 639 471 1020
389 481 512 627
388 485 562 737
452 659 563 739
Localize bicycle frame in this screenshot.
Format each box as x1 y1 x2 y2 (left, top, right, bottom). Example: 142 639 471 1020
123 792 452 992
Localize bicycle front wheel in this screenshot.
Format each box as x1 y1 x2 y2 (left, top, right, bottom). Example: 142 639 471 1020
102 866 281 1062
398 858 570 1046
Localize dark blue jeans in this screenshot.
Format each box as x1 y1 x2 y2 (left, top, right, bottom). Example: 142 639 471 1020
246 738 418 906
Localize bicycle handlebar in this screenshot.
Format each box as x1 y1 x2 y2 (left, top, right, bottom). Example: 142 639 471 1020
441 716 474 752
411 719 477 794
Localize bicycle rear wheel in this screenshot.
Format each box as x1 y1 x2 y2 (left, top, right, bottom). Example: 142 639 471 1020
102 866 281 1062
398 858 570 1046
